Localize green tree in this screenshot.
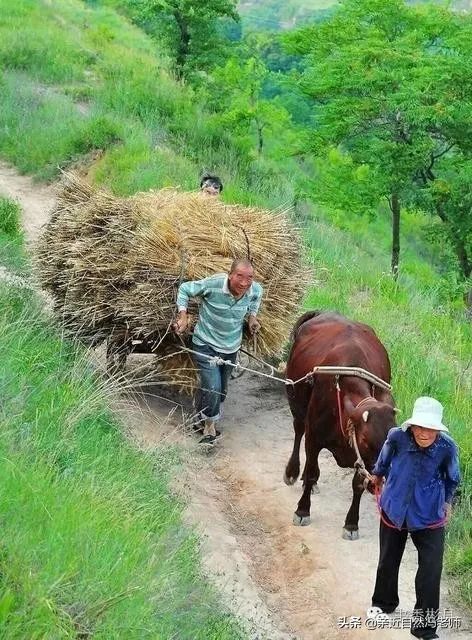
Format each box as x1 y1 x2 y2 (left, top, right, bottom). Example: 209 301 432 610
128 0 239 78
422 159 472 281
210 56 294 157
309 147 383 218
240 32 314 125
286 0 472 279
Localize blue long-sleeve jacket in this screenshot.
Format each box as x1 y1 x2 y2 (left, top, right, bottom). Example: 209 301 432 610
372 427 460 530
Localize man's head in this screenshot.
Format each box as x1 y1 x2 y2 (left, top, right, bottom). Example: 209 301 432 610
200 174 223 196
228 258 254 298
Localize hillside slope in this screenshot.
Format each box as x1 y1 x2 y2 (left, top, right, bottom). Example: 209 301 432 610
1 0 471 617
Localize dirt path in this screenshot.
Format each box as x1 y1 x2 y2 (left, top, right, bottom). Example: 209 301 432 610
1 161 469 640
0 162 55 244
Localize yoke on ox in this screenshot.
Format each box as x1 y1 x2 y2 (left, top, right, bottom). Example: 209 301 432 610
284 311 396 540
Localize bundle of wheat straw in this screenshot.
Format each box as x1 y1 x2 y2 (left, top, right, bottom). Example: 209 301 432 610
35 172 309 387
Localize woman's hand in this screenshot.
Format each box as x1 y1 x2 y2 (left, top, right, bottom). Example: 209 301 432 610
367 474 384 495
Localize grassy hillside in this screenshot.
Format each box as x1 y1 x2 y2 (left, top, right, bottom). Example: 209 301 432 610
1 0 471 614
0 198 28 272
0 198 244 638
0 0 294 206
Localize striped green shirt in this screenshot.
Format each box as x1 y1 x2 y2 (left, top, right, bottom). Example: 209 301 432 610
177 274 263 353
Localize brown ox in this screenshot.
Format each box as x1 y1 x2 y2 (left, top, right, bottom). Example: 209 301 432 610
284 311 396 539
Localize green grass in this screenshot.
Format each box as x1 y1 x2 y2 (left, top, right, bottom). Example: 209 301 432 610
0 196 21 236
0 255 243 638
0 72 96 180
0 0 190 180
0 0 165 85
0 197 28 273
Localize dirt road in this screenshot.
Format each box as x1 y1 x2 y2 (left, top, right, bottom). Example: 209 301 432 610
0 162 55 244
1 161 469 640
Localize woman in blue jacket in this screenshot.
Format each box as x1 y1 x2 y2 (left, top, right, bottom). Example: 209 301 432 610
368 396 460 640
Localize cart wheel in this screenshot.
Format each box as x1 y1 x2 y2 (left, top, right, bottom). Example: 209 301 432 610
230 351 249 380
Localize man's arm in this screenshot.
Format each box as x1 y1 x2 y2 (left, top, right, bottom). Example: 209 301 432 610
248 283 262 317
246 284 263 335
174 278 209 334
176 278 209 311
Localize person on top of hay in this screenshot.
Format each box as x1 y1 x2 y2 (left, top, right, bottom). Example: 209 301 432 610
174 258 262 446
200 174 223 196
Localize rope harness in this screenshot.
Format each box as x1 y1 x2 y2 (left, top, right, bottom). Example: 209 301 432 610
334 379 375 483
179 345 392 390
180 344 388 476
183 343 386 490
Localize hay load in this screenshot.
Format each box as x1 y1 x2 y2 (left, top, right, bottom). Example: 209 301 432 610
36 172 308 385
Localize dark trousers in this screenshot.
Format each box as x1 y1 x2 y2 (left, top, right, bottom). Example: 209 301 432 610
372 515 445 638
192 342 237 421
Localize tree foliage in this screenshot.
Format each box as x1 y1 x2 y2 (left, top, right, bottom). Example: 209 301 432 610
209 56 294 158
240 32 314 125
286 0 472 281
421 160 472 280
123 0 239 78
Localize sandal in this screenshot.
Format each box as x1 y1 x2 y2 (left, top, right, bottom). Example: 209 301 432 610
198 432 222 446
193 424 221 437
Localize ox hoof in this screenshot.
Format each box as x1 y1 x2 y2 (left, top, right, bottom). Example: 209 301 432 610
284 472 297 486
293 513 311 527
342 527 359 541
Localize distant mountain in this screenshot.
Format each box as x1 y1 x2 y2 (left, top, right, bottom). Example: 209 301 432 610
452 0 472 9
238 0 471 32
415 0 472 9
238 0 337 31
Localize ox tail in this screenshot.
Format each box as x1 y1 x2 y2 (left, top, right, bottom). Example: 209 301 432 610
290 309 323 343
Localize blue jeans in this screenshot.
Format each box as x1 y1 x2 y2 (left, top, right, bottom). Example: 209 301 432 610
192 342 237 421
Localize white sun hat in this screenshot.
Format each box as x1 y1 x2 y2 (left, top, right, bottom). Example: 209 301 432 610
401 396 448 432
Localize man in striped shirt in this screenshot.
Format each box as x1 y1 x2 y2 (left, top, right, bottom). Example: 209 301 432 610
174 258 263 445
